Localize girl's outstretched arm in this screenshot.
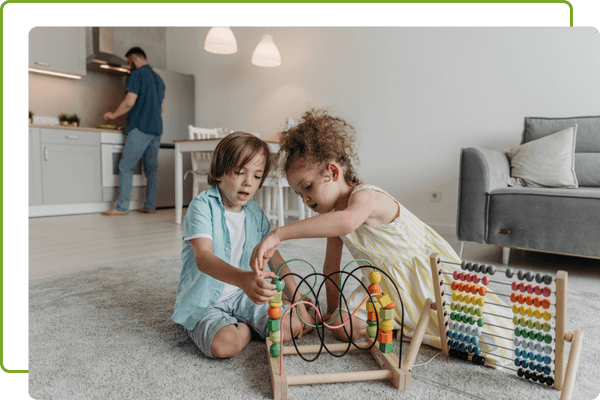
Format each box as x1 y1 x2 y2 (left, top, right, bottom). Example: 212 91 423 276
250 189 374 273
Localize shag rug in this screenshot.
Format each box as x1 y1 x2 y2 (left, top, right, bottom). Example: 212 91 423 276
29 242 600 400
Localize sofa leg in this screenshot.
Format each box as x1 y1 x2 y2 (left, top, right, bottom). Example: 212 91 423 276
458 242 464 259
502 247 510 265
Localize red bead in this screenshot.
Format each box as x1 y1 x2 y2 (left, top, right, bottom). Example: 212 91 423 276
472 275 480 284
519 283 527 292
512 281 519 291
543 287 551 297
482 276 490 286
526 284 534 294
466 273 473 283
459 272 466 281
453 271 460 280
534 286 542 296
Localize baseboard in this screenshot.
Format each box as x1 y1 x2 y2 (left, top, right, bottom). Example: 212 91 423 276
427 223 456 236
29 201 143 217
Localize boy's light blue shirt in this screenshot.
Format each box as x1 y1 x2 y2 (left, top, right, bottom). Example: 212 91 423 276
172 184 271 331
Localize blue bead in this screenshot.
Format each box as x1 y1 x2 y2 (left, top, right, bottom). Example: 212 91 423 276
448 330 455 339
474 346 482 355
543 366 551 375
468 344 474 353
528 352 536 361
536 353 543 363
536 364 544 373
458 333 465 342
448 339 455 348
521 360 529 369
535 342 543 352
460 342 468 352
521 349 529 359
514 357 521 367
472 336 479 345
515 347 522 357
543 356 551 365
529 362 537 371
466 334 473 343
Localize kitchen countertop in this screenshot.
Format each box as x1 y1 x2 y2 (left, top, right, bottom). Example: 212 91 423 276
30 124 125 133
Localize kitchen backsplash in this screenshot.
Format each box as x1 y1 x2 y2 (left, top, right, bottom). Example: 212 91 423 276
29 69 129 129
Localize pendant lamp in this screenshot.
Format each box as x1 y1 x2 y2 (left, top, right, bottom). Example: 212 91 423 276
204 27 237 55
251 33 281 67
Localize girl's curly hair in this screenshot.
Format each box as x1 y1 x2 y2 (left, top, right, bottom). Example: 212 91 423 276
279 108 362 186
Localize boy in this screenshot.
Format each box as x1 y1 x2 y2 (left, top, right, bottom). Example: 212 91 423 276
172 132 311 358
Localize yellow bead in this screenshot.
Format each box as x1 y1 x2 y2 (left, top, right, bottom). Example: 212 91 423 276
378 292 393 308
526 307 535 317
477 297 485 307
534 309 543 319
465 295 473 304
457 293 465 302
380 320 394 332
369 271 382 284
452 292 459 302
366 300 381 312
519 306 527 316
270 330 281 344
269 300 283 308
543 311 552 321
513 304 520 314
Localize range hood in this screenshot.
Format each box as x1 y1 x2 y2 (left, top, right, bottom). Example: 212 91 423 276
86 27 130 74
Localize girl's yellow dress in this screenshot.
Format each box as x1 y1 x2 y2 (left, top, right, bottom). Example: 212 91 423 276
340 185 512 366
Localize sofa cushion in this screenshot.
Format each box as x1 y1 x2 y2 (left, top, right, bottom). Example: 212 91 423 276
506 125 578 188
522 116 600 187
487 187 600 258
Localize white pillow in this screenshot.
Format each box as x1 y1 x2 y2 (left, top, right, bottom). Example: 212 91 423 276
505 124 578 188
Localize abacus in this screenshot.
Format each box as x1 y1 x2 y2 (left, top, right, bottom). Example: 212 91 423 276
429 253 584 400
265 258 436 400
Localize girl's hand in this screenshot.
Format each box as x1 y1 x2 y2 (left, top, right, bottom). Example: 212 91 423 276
239 270 278 304
250 232 282 276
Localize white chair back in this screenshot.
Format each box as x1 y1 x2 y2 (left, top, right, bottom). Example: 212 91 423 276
186 126 220 197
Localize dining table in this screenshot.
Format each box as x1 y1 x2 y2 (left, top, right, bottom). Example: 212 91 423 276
173 137 281 224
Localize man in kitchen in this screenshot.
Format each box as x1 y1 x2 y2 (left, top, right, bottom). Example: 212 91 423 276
102 47 166 216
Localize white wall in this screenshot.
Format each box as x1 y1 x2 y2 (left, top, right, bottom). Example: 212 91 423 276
166 27 600 232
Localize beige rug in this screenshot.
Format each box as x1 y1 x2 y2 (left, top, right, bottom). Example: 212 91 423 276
29 242 600 399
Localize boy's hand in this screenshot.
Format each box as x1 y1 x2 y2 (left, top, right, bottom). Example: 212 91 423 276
240 270 278 305
250 232 282 276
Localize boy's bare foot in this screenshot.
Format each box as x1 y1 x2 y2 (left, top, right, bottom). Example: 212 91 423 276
138 208 156 214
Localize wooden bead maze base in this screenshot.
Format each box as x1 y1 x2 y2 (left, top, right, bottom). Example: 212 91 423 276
265 259 434 400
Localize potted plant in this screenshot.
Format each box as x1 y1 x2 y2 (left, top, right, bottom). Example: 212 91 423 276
69 114 80 127
59 113 69 126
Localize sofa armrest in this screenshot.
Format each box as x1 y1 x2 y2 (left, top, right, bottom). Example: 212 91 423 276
456 147 510 243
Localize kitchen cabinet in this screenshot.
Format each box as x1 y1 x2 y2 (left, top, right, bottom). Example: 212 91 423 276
40 128 101 204
29 127 43 205
29 27 86 77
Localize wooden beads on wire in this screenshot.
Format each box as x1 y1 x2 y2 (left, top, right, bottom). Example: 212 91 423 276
268 278 285 357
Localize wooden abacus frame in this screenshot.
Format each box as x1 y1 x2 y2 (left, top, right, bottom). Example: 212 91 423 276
428 253 584 400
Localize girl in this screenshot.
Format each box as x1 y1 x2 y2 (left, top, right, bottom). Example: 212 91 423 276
250 109 511 364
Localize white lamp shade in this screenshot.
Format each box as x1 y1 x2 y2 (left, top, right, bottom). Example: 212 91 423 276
204 27 237 54
251 34 281 67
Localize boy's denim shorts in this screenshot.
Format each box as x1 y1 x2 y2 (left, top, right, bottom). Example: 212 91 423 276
186 289 290 358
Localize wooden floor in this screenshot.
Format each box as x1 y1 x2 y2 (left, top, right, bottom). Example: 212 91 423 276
29 208 600 292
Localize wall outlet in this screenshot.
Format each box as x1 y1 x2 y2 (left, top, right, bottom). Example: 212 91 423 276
430 191 442 202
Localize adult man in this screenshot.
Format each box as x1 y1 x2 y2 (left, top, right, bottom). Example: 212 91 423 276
102 47 166 216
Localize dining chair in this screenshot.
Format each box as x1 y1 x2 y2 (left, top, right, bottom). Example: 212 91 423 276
184 125 220 198
256 118 314 228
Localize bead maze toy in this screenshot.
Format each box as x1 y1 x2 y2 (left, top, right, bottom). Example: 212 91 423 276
265 258 442 400
265 256 583 400
428 253 583 400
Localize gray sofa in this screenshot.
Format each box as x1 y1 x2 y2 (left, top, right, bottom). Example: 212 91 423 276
457 116 600 264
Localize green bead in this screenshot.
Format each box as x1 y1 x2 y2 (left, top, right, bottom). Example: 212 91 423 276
450 302 456 311
450 312 456 321
457 304 463 312
366 325 378 338
527 319 535 329
544 334 553 344
536 332 544 342
520 318 527 327
528 330 536 340
535 321 542 331
267 318 281 332
521 328 529 338
515 327 522 337
367 319 378 326
379 342 394 353
543 323 551 333
272 278 285 292
477 318 485 327
270 343 280 357
476 307 483 317
468 316 476 325
462 314 469 323
513 316 520 325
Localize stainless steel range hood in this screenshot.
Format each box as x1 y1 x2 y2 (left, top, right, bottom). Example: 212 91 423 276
86 27 130 74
